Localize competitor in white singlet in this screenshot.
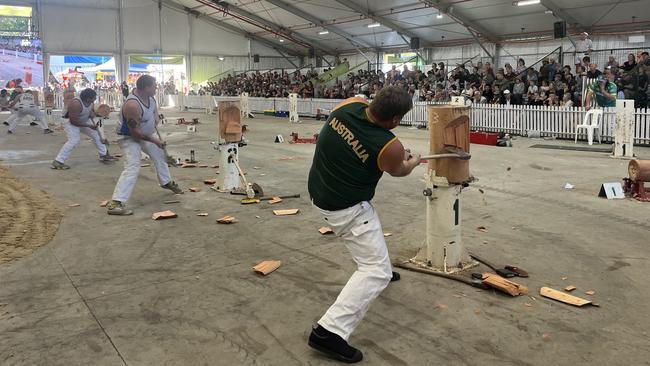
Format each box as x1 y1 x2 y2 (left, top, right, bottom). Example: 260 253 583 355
107 75 183 215
4 86 52 134
51 88 115 169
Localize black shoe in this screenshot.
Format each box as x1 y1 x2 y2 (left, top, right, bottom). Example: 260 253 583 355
2 121 8 126
308 325 363 363
391 271 401 282
30 122 37 126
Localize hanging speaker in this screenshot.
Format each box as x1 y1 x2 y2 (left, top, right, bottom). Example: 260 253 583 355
410 37 420 49
316 56 323 68
308 48 315 58
553 21 566 39
253 54 260 63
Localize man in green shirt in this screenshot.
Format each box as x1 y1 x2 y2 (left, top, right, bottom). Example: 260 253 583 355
307 87 421 363
586 69 617 109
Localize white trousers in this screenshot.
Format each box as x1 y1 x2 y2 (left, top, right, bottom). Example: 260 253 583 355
6 108 47 132
55 122 107 163
111 135 172 203
315 201 393 341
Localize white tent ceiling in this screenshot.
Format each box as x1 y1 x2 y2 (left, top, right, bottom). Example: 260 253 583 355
169 0 650 55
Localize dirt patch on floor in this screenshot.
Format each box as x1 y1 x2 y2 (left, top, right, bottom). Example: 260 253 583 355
0 165 62 263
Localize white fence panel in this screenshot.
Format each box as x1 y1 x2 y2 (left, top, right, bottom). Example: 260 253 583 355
170 95 650 145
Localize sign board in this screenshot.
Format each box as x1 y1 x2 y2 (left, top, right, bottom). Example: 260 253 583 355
598 183 625 199
629 35 645 43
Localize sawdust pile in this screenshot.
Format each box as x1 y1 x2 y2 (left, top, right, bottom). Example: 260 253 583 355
0 165 62 263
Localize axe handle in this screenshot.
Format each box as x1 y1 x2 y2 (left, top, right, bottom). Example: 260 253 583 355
420 153 468 160
468 252 497 271
259 194 300 201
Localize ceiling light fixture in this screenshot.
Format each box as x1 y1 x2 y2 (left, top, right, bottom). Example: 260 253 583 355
436 13 443 19
367 23 380 28
514 0 541 6
318 30 329 35
279 39 284 42
218 57 224 61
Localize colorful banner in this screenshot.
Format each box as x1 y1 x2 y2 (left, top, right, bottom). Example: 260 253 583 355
130 55 184 65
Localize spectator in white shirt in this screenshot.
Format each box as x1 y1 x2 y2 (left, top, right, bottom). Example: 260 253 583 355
575 32 593 65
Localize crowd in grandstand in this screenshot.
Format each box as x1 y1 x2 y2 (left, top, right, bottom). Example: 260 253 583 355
200 51 650 108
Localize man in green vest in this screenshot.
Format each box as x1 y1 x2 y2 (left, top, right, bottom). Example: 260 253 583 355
307 87 421 363
585 69 617 109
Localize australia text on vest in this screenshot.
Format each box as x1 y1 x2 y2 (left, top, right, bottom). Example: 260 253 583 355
328 118 370 163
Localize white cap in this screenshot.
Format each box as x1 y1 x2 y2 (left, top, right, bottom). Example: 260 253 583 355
503 89 511 94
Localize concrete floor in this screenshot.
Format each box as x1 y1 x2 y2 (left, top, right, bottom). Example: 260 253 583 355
1 109 649 366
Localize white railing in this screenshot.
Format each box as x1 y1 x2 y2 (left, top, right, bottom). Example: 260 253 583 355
170 95 650 145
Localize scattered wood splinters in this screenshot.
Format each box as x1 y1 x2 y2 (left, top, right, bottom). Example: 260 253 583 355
319 226 334 235
253 260 281 276
152 210 177 220
273 209 299 216
217 215 236 224
268 197 283 204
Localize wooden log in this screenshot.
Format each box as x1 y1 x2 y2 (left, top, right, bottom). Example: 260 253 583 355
218 101 242 142
628 160 650 182
428 105 471 184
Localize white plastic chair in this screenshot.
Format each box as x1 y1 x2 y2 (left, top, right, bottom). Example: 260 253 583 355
575 109 603 145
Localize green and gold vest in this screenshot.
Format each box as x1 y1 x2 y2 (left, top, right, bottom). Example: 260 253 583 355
308 97 397 211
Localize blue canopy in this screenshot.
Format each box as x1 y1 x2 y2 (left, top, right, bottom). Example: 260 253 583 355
129 64 148 72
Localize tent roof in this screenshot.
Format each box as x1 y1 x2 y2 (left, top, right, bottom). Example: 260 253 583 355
169 0 650 55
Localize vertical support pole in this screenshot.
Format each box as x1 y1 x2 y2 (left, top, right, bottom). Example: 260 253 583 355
413 105 471 273
614 100 635 158
117 0 127 84
289 93 299 123
420 174 463 270
187 13 193 92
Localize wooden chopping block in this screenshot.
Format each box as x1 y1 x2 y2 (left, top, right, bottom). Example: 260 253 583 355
482 273 528 296
218 101 242 142
628 160 650 182
428 105 471 184
95 104 111 118
253 260 281 276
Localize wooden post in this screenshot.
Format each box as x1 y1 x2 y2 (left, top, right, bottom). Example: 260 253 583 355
217 101 243 192
218 101 242 143
408 105 475 273
428 105 471 184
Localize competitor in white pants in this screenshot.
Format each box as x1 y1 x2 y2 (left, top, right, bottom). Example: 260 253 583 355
107 75 183 216
52 88 115 169
307 87 420 363
5 86 52 134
